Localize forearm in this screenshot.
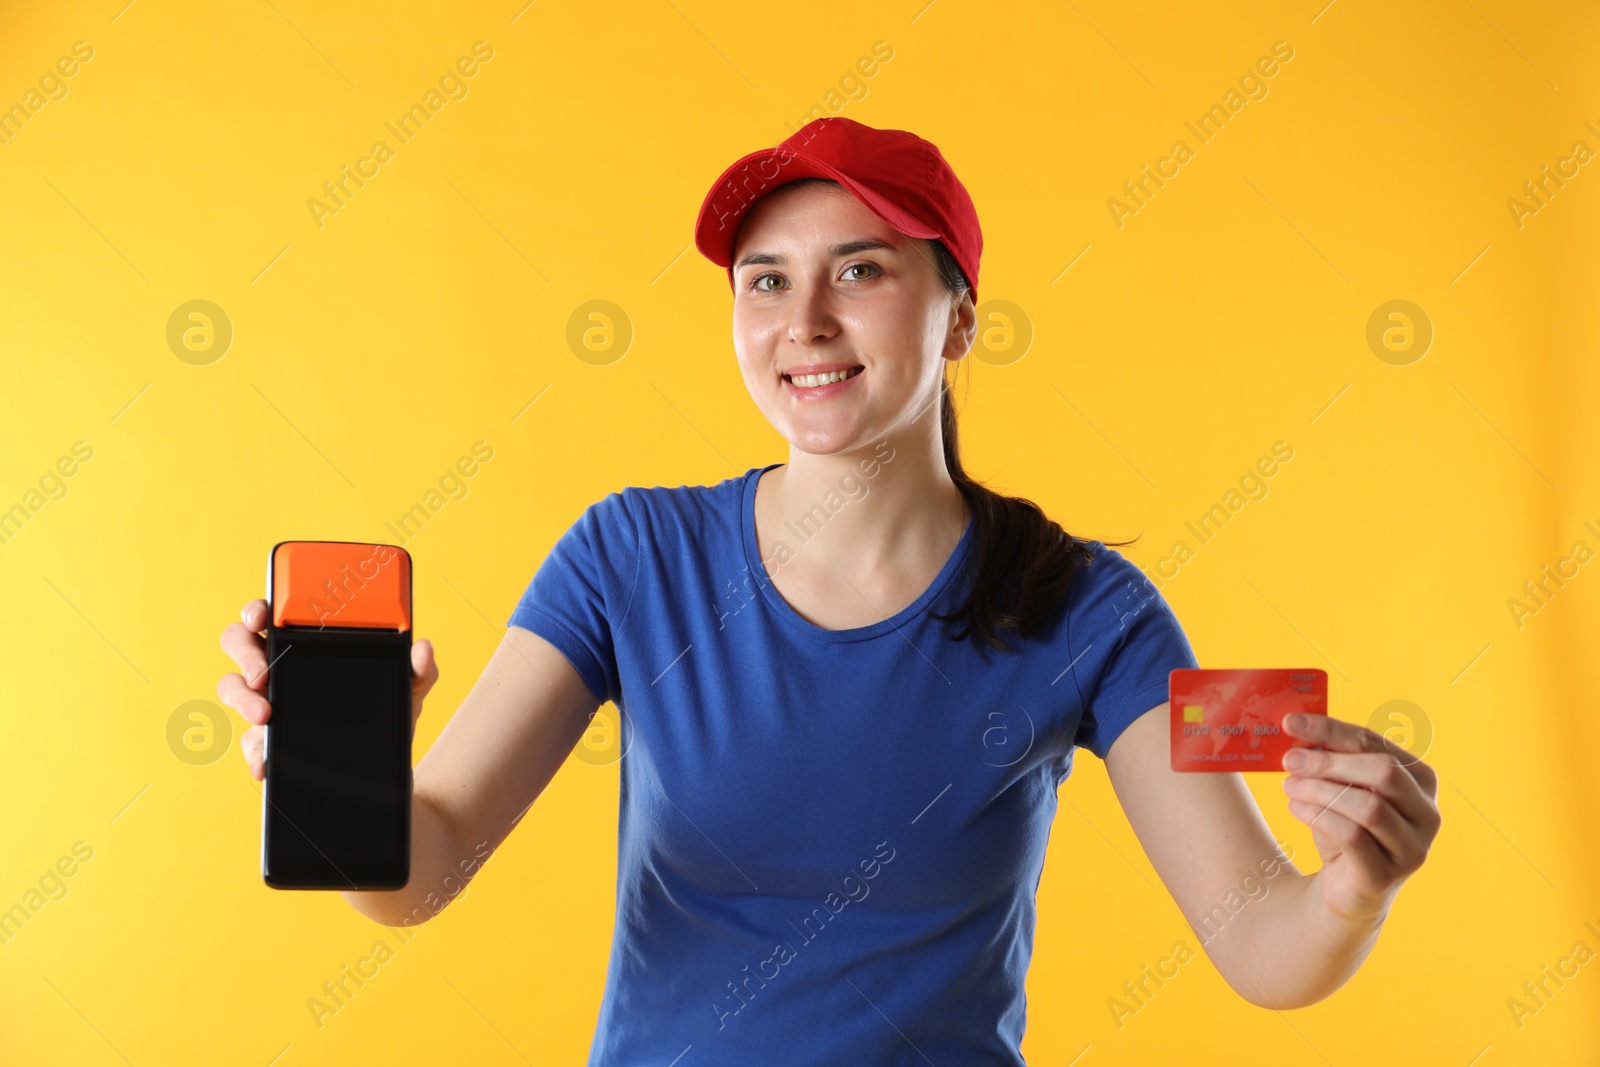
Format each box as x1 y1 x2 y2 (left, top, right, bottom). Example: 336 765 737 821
339 789 472 926
1208 869 1391 1010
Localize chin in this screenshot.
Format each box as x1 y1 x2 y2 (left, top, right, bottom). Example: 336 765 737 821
784 423 872 457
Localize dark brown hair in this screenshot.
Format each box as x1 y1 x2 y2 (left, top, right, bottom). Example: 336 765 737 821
922 238 1135 653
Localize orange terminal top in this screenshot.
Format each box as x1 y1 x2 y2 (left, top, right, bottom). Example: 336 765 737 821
270 541 411 631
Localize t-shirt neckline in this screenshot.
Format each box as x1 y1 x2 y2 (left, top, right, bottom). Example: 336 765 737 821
739 462 977 644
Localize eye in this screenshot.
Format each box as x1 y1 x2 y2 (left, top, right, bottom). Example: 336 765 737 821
745 263 879 292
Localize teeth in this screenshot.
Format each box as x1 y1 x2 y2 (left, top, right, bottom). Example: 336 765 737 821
789 367 861 388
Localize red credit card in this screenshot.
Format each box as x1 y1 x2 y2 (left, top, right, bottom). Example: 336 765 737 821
1170 668 1328 772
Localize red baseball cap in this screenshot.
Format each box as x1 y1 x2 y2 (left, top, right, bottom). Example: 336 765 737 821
693 116 982 302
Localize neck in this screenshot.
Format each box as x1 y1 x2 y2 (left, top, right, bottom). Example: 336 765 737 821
768 410 970 576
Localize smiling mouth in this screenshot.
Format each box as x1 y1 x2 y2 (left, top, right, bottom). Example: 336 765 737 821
784 366 864 388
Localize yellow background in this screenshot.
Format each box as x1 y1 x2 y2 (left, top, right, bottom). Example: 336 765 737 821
2 0 1597 1063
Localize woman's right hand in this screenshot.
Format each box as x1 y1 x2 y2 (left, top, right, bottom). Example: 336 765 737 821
217 599 439 780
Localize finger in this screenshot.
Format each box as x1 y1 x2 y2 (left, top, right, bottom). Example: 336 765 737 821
1283 711 1381 753
242 599 268 634
218 671 272 726
412 638 437 690
1282 743 1436 828
411 639 438 719
241 725 265 780
1285 712 1437 793
1284 774 1422 869
1284 793 1400 886
220 622 270 689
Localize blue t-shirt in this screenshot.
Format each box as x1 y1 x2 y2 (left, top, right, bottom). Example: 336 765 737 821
507 463 1198 1066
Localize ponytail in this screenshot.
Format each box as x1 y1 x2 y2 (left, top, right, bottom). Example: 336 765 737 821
926 239 1129 652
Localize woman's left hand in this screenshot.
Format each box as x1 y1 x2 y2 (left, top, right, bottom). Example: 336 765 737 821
1280 711 1442 924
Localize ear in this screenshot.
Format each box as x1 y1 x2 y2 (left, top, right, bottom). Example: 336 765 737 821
942 289 977 363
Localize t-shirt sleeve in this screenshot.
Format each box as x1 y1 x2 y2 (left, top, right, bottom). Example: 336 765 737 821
505 490 641 706
1068 543 1199 760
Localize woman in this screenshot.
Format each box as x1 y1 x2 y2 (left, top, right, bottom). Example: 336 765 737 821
218 117 1440 1064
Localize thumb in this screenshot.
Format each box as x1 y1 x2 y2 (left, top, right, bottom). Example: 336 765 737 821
410 638 438 724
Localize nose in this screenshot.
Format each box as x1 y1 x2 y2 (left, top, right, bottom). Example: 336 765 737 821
786 280 840 347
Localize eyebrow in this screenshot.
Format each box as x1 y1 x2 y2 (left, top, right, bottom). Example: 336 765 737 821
733 238 898 271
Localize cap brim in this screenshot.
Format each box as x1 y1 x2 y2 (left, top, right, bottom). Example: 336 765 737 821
694 146 941 272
